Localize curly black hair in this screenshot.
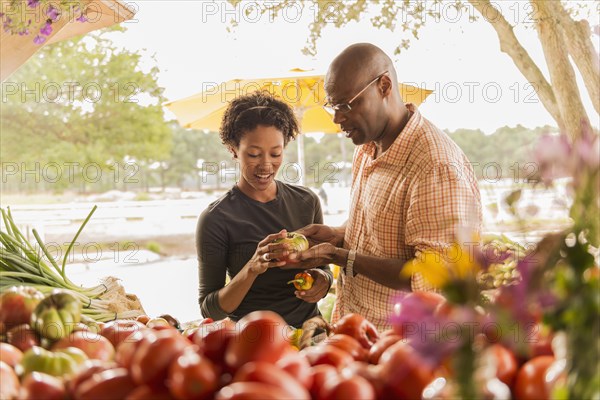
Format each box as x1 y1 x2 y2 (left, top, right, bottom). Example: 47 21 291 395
219 91 300 149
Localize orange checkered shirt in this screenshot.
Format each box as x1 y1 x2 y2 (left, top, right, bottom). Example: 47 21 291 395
332 104 482 331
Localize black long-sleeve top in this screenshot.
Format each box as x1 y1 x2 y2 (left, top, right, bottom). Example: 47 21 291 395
196 181 332 328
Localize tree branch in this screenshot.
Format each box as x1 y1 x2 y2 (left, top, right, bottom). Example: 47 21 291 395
550 1 600 114
468 0 564 131
532 0 589 140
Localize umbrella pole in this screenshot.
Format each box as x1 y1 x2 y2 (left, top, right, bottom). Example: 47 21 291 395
297 134 305 186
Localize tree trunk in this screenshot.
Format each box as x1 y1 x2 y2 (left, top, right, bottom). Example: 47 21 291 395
550 2 600 114
532 0 589 140
468 0 564 132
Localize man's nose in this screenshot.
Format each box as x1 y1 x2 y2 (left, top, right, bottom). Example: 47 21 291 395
333 110 346 125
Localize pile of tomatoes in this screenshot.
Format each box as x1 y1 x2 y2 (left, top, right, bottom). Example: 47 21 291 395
0 288 559 399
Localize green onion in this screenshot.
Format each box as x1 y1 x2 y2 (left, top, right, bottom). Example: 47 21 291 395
0 206 144 322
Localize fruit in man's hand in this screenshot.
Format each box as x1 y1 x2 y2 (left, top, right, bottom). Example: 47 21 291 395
287 272 314 290
273 232 309 263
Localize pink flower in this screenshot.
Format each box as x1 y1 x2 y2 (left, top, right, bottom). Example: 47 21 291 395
46 6 60 21
534 134 573 184
39 21 52 36
33 35 45 44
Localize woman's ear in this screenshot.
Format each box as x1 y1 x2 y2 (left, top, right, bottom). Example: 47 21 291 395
228 146 238 159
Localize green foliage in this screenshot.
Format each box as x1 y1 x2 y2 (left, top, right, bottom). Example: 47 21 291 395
1 28 171 193
145 241 162 254
447 125 551 181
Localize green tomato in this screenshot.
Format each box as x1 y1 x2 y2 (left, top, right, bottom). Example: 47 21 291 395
19 346 87 377
31 291 82 340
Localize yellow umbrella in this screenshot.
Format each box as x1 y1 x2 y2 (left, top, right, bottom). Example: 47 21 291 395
1 0 136 82
165 69 432 131
165 69 433 184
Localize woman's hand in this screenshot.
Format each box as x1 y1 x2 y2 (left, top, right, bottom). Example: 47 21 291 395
246 229 290 275
295 269 330 303
296 224 345 247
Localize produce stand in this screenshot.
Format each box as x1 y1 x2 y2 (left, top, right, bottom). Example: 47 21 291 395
1 1 598 399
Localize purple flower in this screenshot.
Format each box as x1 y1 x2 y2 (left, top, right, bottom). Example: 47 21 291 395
27 0 40 7
76 13 87 23
33 35 46 44
40 21 52 36
537 291 558 309
46 6 60 21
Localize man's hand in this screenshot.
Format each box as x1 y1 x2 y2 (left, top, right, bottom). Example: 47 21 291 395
295 269 330 303
296 224 345 247
280 243 337 270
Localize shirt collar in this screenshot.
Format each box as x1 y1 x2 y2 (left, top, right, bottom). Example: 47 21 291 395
358 103 423 161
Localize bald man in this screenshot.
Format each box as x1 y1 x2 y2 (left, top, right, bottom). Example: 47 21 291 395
287 43 482 330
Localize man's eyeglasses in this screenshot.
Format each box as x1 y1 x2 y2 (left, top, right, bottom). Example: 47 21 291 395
323 71 388 115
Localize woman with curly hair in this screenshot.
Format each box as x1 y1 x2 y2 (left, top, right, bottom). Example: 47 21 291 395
196 91 333 327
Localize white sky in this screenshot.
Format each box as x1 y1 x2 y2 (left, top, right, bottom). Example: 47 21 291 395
107 0 599 134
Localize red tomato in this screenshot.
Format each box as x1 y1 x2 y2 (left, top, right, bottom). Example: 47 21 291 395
276 351 313 389
232 361 310 400
514 355 554 400
308 364 339 399
168 347 218 400
52 330 115 361
130 329 190 387
320 374 376 400
74 368 137 400
114 328 156 370
379 328 397 338
215 382 298 400
332 314 379 349
301 345 354 370
379 342 434 400
126 385 176 400
100 320 146 349
0 286 44 332
529 324 554 358
368 334 402 364
0 361 19 400
194 319 236 368
67 360 118 398
181 318 216 341
341 362 385 398
6 323 40 352
19 372 65 400
488 344 518 388
224 311 289 371
0 343 23 368
322 334 368 361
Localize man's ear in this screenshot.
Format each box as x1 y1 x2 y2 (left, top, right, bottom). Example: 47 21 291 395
379 74 393 97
